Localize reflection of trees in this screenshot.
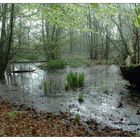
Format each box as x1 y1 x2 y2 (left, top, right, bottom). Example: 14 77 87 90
45 72 64 95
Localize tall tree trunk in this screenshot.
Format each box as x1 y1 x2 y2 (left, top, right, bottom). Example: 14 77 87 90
69 29 73 54
104 26 110 60
88 7 94 60
0 4 15 79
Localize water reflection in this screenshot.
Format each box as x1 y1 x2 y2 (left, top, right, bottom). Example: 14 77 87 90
5 64 43 95
0 63 139 131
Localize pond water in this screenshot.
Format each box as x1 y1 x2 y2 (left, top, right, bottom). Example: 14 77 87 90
0 63 140 132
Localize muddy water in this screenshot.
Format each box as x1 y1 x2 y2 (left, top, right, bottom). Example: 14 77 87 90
0 63 140 132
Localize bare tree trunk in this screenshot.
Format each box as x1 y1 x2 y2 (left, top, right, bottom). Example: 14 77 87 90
0 4 15 79
69 29 73 54
88 7 94 60
104 26 110 60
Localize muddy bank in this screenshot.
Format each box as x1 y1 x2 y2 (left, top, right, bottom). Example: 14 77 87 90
0 63 140 132
0 98 135 137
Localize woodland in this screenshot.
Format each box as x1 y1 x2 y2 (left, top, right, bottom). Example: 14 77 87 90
0 3 140 137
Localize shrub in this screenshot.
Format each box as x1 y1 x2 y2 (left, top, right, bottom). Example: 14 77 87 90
24 53 39 61
78 94 84 103
65 72 85 90
94 60 111 65
64 56 92 68
47 60 66 69
37 60 66 70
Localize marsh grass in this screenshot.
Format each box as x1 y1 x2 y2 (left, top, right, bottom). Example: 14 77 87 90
65 72 85 90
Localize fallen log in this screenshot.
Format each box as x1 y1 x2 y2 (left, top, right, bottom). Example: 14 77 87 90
10 69 35 73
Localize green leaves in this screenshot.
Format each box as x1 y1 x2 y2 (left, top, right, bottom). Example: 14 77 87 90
134 7 140 28
41 4 87 30
134 20 140 28
91 3 99 9
134 15 140 28
137 15 140 25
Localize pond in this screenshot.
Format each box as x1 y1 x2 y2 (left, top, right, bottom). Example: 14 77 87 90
0 63 140 132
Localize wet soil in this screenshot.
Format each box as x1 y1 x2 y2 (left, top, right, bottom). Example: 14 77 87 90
0 98 135 136
0 63 140 132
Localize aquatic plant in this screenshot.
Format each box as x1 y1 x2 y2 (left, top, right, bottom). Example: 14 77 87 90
74 113 81 122
65 72 85 90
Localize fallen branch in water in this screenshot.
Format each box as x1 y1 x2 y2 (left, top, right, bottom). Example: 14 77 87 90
10 70 35 73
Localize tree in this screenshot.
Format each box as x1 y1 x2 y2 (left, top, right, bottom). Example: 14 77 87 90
0 4 15 79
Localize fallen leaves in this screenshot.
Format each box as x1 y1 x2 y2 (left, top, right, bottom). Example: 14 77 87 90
0 99 135 137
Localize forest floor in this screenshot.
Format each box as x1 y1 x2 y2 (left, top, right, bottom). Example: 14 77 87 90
0 97 136 137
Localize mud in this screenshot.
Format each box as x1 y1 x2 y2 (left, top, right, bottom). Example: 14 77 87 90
0 63 140 132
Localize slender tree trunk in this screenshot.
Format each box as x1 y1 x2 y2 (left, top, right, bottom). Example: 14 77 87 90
0 4 15 79
104 26 110 60
69 29 73 54
88 8 94 60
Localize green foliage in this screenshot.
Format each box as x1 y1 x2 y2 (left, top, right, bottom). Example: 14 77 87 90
47 60 67 69
78 94 84 103
43 4 87 30
24 53 39 61
7 111 17 120
37 63 48 70
14 52 40 62
137 15 140 25
91 3 99 9
135 18 140 28
7 111 18 120
94 60 111 65
38 60 66 70
66 72 85 90
74 113 81 122
135 7 140 28
7 111 26 121
64 55 92 68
